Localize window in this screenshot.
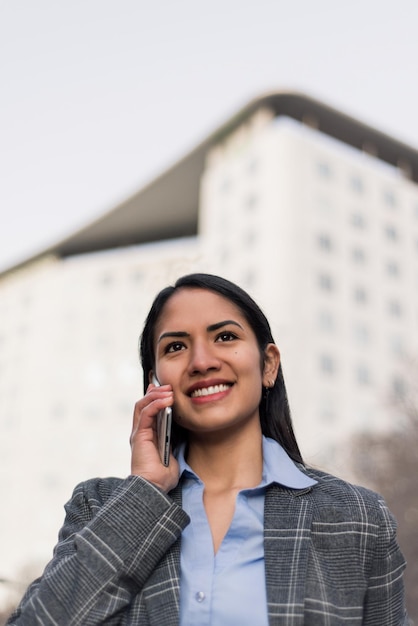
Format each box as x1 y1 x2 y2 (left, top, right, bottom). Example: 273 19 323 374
388 299 402 317
84 361 106 388
244 194 258 212
350 175 364 194
353 286 368 304
318 274 334 291
21 293 32 309
84 404 100 420
219 247 231 264
51 403 67 421
320 354 335 374
242 269 257 290
391 376 406 400
353 323 370 345
389 335 405 356
386 260 400 278
383 190 396 208
317 161 332 179
100 272 113 286
247 158 258 174
17 324 28 336
384 224 398 241
356 365 371 385
219 178 231 194
317 233 333 252
118 362 137 385
131 269 145 284
318 310 335 332
244 229 258 247
351 247 366 264
315 195 336 217
318 397 336 423
350 213 366 229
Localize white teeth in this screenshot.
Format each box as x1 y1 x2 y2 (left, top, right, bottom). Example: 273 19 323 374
191 384 230 398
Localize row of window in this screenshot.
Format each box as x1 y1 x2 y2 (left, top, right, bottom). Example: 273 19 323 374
330 234 415 270
218 194 418 230
318 311 405 351
218 158 412 214
315 201 418 239
317 235 409 277
316 160 412 209
318 275 405 316
317 221 408 245
318 355 406 396
320 354 371 382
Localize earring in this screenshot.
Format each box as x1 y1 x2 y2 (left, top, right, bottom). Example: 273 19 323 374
263 379 273 393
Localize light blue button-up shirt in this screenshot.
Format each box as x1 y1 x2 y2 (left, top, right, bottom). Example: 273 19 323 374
177 436 317 626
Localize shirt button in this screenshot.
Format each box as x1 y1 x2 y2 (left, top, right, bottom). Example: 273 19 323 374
195 591 206 603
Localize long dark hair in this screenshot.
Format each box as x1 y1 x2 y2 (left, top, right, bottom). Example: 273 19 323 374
139 273 303 464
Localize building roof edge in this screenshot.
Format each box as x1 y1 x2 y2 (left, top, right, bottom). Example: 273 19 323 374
2 90 418 279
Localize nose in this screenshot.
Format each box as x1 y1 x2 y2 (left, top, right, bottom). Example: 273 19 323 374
187 340 221 375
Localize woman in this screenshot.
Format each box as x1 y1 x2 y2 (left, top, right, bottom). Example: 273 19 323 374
8 273 408 625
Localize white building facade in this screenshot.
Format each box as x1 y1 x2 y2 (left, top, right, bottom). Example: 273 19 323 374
1 92 418 601
201 112 418 454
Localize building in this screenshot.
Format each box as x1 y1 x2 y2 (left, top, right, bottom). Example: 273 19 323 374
1 91 418 598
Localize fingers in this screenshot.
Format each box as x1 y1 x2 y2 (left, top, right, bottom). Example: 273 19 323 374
129 384 179 492
130 384 173 440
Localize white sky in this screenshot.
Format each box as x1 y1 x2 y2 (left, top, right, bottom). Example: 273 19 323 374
1 0 418 271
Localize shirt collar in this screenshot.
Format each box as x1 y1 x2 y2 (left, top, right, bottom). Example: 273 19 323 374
176 435 317 490
261 436 317 489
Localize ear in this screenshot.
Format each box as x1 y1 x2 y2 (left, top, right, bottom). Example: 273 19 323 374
148 370 156 385
262 344 280 387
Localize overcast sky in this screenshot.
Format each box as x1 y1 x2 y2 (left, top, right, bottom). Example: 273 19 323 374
1 0 418 271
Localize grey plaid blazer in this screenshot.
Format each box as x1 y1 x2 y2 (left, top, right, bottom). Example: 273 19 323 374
8 470 408 625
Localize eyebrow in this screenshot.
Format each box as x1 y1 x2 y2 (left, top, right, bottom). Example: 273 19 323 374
157 320 244 343
207 320 243 332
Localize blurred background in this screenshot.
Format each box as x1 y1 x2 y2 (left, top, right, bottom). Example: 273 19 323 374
1 0 417 621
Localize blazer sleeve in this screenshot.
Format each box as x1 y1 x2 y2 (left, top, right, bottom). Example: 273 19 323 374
7 475 189 626
363 495 408 626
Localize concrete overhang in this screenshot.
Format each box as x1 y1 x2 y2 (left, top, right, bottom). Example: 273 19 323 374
3 90 418 277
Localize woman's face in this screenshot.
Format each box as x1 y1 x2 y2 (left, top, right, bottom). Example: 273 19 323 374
152 288 279 441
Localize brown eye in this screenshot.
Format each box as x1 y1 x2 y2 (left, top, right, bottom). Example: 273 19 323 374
165 341 186 353
216 331 237 342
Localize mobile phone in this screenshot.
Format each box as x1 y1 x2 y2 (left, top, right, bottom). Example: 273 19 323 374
152 375 172 467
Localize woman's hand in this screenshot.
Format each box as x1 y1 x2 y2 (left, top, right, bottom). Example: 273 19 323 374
130 384 180 493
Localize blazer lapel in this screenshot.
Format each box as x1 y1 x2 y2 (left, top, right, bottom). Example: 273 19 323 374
264 484 313 626
143 484 183 626
142 480 314 626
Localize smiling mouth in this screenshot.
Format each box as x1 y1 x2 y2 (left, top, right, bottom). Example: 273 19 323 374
190 384 232 398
